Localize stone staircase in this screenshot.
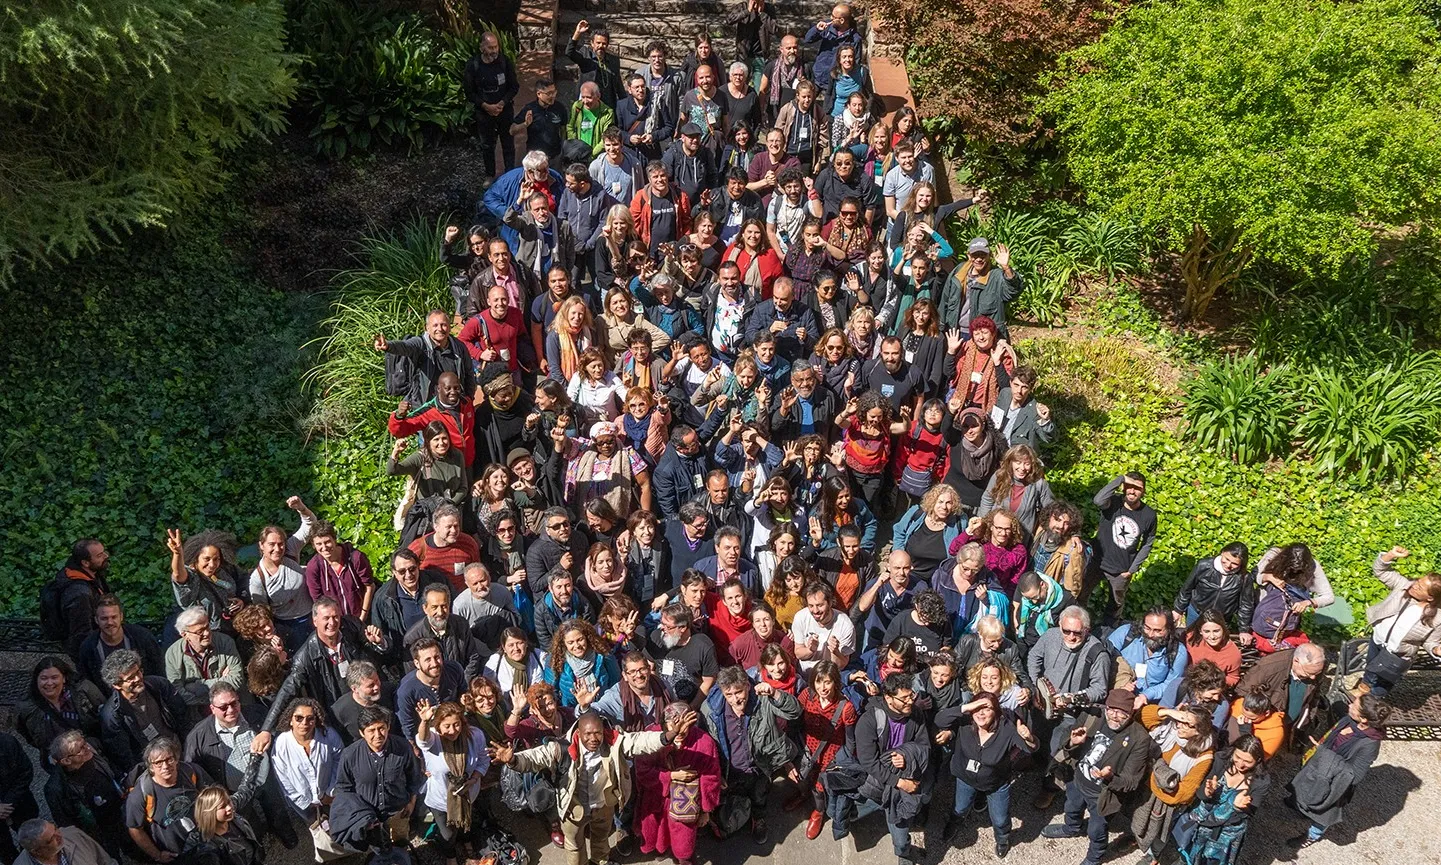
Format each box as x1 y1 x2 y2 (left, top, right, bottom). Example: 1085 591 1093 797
555 0 841 72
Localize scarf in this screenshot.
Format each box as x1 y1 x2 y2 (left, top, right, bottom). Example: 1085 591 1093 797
620 350 653 389
558 328 583 381
622 411 653 453
1038 534 1086 595
767 56 802 108
923 670 963 711
617 677 665 732
1017 575 1067 639
759 664 797 695
848 328 875 359
504 653 532 689
954 342 1002 410
470 708 505 747
442 733 476 830
953 408 999 480
566 652 597 681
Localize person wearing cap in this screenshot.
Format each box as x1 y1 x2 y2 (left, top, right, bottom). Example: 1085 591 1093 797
1041 687 1155 865
663 122 719 207
939 236 1023 341
1088 472 1158 626
557 420 653 518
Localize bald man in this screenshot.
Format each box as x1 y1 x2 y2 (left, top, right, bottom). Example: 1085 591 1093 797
463 31 519 179
858 550 925 649
1237 642 1326 730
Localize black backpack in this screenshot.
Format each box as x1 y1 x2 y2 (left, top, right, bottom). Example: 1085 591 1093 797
384 352 414 398
39 573 74 642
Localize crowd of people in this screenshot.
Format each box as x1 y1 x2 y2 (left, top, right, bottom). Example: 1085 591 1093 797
15 5 1441 865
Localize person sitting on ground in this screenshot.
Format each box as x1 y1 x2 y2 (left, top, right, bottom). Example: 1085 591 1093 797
326 706 424 852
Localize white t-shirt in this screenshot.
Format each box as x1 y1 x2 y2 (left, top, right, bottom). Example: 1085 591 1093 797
790 608 857 672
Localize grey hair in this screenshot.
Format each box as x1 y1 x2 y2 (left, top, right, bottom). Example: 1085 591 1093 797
17 820 52 854
312 596 340 617
649 272 675 290
1058 605 1091 630
175 605 209 632
433 503 462 525
521 150 550 172
956 541 986 566
1294 643 1325 665
580 81 600 96
49 729 87 763
728 61 748 76
346 660 380 690
100 648 143 687
142 735 180 766
463 562 491 581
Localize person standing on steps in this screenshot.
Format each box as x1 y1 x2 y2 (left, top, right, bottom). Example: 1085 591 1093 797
463 31 518 183
1087 472 1158 625
567 20 623 110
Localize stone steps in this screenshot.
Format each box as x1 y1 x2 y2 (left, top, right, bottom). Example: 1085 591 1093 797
554 0 840 69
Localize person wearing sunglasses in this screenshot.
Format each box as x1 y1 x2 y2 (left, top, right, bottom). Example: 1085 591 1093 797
182 682 298 848
1026 605 1114 811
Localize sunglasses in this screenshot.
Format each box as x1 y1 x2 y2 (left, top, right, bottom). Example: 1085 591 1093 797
1061 628 1086 637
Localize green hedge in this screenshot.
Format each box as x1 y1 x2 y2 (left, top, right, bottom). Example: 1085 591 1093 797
0 222 318 618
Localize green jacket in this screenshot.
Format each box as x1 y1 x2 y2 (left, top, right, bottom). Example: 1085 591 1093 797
567 103 616 156
701 685 801 775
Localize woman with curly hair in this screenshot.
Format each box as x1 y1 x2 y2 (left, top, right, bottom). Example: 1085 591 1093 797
165 528 245 632
808 474 878 552
596 594 646 657
965 652 1026 710
231 604 289 666
977 444 1054 539
544 619 621 708
1251 542 1334 653
414 699 491 865
955 508 1031 594
245 647 288 713
833 389 906 514
810 327 861 400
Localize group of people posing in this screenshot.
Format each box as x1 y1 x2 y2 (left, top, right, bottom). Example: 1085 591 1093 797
17 5 1441 865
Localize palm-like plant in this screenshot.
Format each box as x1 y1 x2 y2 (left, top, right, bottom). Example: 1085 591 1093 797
1182 353 1292 463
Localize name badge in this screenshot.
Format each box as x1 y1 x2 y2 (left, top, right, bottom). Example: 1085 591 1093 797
966 759 981 774
661 659 677 676
1134 662 1148 679
989 405 1005 427
970 371 984 384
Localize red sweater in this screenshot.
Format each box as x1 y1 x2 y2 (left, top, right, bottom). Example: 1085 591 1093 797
1187 637 1243 687
407 532 482 591
458 310 526 372
704 591 753 666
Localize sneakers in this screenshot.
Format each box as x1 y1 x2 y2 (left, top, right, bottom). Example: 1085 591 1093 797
1041 824 1082 839
751 818 768 844
806 810 825 840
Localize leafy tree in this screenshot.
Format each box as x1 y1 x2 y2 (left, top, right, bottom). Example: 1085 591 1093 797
869 0 1122 151
1042 0 1441 321
0 1 295 281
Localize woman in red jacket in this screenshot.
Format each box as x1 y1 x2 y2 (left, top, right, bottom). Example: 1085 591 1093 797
794 660 857 839
721 219 783 299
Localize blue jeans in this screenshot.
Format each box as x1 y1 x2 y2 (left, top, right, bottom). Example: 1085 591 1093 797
953 779 1011 845
1063 781 1111 865
828 791 914 859
1307 823 1326 841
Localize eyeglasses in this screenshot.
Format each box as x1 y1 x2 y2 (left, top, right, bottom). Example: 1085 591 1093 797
183 627 209 638
292 714 317 724
148 755 177 768
212 701 241 712
547 522 570 531
891 693 916 704
1061 628 1086 637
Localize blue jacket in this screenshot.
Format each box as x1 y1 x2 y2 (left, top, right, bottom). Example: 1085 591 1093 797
544 652 621 708
713 439 783 491
890 506 962 553
1109 623 1189 703
483 166 565 249
934 560 1011 635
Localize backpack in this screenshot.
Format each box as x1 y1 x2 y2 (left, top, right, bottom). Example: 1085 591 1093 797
40 573 78 642
471 825 531 865
384 352 414 397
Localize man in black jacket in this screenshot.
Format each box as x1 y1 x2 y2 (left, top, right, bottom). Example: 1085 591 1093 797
401 584 487 682
463 31 519 181
567 20 623 108
255 598 391 744
707 167 764 244
374 310 478 405
52 539 112 657
330 662 397 743
368 549 427 655
181 683 298 847
829 674 931 865
652 425 711 519
44 732 126 861
76 595 163 694
97 649 190 772
524 507 587 595
0 730 39 864
770 361 837 441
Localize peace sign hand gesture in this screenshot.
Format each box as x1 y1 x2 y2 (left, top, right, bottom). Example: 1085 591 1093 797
166 528 184 555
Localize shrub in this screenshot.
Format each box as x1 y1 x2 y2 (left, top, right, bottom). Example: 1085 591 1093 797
1291 354 1441 484
291 0 481 157
0 0 295 280
1182 354 1293 464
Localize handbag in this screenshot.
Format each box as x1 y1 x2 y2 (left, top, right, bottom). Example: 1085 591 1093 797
1152 757 1182 796
1363 641 1411 686
666 759 703 825
797 699 848 780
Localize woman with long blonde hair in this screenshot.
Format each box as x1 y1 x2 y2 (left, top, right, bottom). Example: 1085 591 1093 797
192 786 263 865
977 444 1054 538
595 204 638 291
544 295 593 383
